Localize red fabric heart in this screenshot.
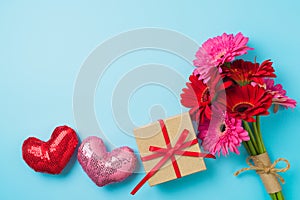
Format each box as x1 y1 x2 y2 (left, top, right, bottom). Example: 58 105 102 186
22 125 78 174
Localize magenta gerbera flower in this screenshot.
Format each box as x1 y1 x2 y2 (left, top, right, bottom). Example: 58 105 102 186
264 78 297 112
193 32 253 83
199 111 249 156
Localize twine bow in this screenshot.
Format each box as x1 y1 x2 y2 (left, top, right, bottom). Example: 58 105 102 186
234 156 290 184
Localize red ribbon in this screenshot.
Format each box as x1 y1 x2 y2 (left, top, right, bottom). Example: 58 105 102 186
131 119 215 195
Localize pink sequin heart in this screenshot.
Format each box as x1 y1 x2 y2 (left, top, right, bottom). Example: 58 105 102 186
77 136 137 187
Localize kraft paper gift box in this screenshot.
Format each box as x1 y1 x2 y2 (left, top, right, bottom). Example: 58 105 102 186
133 112 207 187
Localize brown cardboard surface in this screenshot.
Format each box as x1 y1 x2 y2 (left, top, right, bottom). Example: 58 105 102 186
133 112 206 186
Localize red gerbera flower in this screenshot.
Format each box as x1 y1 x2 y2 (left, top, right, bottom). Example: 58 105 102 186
222 59 276 86
181 75 212 123
181 73 232 123
224 85 273 122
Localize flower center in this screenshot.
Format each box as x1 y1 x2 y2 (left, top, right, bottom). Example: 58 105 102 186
217 51 226 60
232 102 254 113
219 124 226 132
201 87 210 103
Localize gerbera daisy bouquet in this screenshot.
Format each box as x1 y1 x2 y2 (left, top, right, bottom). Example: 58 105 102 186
181 33 296 200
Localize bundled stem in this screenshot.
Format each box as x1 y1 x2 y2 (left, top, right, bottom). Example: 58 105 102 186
242 116 284 200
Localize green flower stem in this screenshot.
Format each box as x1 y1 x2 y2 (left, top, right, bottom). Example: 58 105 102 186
242 117 284 200
242 141 251 155
276 191 284 200
242 121 258 155
243 140 257 156
256 116 266 152
253 120 264 154
270 193 277 200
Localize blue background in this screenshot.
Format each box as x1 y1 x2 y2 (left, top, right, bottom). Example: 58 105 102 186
1 1 300 199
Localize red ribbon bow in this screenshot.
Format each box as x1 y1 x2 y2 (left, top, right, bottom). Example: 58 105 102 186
131 119 215 195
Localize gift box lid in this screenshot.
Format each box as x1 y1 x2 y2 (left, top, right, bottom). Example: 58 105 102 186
133 112 207 186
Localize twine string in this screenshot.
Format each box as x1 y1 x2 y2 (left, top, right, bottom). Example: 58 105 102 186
234 156 290 184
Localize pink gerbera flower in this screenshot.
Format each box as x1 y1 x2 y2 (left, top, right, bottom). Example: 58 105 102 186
197 118 210 141
199 111 249 156
193 32 253 83
264 78 297 112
